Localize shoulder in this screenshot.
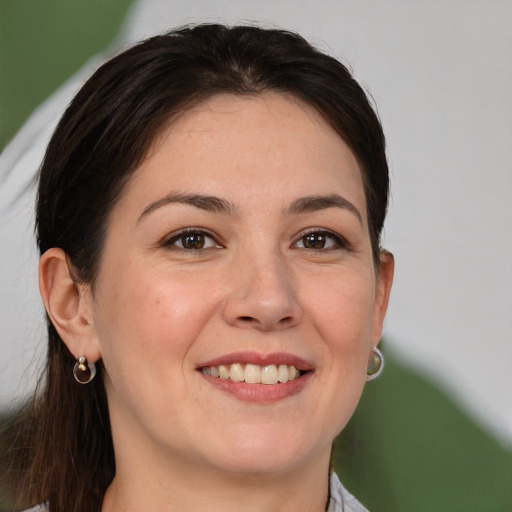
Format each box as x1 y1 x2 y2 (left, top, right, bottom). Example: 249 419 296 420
19 506 48 512
328 472 370 512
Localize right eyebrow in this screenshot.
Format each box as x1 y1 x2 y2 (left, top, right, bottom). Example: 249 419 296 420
286 194 363 225
138 192 237 221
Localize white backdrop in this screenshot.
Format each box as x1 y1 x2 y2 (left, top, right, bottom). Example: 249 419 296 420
1 0 511 447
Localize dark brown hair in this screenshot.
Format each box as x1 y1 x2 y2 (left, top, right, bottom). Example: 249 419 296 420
3 23 388 512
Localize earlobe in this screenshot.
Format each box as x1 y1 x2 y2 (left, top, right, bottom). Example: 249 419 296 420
38 248 101 362
371 250 394 345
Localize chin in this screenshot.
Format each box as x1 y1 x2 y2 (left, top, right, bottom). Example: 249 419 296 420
210 451 308 477
199 426 327 476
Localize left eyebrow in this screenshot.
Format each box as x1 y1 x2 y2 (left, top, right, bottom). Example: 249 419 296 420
286 194 363 225
138 192 237 221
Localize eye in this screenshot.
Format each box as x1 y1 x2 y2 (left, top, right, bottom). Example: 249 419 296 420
165 229 220 251
294 230 347 251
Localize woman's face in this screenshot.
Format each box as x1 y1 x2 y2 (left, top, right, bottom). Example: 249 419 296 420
85 93 392 476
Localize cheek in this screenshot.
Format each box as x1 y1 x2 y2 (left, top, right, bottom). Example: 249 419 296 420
306 268 375 349
302 269 374 415
93 266 218 383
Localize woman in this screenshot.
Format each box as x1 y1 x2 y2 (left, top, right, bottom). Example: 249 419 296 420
5 24 393 512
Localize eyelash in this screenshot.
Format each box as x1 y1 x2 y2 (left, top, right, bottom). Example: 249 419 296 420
163 227 350 253
162 228 221 251
293 229 351 252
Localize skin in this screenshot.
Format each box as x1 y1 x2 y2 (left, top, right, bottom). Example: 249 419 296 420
40 93 393 512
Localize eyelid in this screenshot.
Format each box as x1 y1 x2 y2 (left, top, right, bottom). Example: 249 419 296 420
293 227 352 251
162 227 223 250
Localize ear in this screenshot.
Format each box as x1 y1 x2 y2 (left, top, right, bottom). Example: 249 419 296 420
38 248 101 362
371 250 394 346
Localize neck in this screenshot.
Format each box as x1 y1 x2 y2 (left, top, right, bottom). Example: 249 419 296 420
102 444 331 512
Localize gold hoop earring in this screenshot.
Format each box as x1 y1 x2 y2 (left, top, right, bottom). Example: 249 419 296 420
73 356 96 384
366 346 384 381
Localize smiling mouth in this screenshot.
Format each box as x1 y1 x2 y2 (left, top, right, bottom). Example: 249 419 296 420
201 363 307 385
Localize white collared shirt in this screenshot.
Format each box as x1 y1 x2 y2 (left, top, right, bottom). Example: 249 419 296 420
328 472 369 512
23 473 368 512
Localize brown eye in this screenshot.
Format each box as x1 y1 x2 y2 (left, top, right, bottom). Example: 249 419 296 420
303 233 327 249
166 230 219 251
295 230 345 251
181 233 206 249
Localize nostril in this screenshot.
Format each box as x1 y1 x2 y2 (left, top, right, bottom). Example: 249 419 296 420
238 315 293 326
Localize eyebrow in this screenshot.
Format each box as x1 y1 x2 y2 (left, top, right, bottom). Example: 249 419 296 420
138 192 362 224
287 194 362 224
138 192 237 221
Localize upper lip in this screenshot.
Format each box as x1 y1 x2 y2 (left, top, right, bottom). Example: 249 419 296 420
197 351 314 371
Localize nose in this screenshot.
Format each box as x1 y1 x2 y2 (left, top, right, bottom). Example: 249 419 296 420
222 251 303 331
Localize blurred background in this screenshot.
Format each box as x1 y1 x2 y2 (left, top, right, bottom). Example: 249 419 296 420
1 1 511 511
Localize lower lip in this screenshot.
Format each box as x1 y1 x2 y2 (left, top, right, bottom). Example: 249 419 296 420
199 372 313 403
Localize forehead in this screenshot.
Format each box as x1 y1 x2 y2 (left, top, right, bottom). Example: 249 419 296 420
121 92 366 218
154 93 345 156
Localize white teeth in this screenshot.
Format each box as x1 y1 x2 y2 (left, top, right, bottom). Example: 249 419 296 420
261 365 278 384
229 363 245 382
288 365 299 380
244 364 261 384
202 363 304 384
278 364 289 383
219 364 230 380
